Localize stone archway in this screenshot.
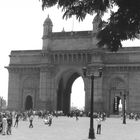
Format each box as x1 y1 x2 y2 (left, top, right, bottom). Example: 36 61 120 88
22 76 38 110
25 95 33 110
57 72 83 115
109 78 126 115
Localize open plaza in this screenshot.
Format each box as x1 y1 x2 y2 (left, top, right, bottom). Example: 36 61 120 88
0 116 140 140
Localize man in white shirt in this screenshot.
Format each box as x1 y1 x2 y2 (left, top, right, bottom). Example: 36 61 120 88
96 117 102 134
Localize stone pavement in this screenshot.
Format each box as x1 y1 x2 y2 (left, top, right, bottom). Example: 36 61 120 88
0 116 140 140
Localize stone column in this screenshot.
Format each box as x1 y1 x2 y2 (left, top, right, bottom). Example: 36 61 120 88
39 66 56 111
8 69 20 110
46 72 56 111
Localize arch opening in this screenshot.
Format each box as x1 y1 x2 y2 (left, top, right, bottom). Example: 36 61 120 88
57 72 85 115
70 77 85 111
25 95 33 110
113 96 122 114
109 77 126 115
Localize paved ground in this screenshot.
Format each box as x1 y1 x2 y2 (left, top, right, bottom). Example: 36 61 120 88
0 116 140 140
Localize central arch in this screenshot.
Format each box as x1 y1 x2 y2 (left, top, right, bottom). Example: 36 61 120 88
57 71 84 115
71 77 85 110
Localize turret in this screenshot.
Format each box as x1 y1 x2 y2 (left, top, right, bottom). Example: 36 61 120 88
42 15 53 50
92 13 102 47
92 12 102 34
43 15 53 36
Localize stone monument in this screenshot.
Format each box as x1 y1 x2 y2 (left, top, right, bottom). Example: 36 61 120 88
6 15 140 115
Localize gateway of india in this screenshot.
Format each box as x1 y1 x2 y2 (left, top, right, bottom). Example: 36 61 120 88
6 14 140 115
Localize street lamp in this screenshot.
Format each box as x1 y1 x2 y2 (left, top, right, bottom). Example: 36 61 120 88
120 91 128 124
82 67 102 139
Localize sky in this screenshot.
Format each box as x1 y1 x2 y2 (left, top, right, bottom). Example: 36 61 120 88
0 0 140 109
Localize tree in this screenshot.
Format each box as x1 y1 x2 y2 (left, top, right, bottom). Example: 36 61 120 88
40 0 140 51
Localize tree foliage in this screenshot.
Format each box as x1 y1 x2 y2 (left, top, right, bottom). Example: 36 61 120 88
40 0 140 51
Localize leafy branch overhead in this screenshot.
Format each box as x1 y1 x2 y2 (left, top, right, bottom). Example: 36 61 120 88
40 0 140 51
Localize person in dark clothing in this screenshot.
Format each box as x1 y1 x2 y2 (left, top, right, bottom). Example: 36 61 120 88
14 114 19 127
0 114 2 133
7 115 12 135
48 114 53 126
75 111 79 121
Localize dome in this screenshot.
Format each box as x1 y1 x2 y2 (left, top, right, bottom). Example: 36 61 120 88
44 15 53 26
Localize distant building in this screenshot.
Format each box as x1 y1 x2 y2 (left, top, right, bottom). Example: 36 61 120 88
6 14 140 115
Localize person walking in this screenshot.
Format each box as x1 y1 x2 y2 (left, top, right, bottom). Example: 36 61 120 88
48 114 53 126
14 114 19 127
7 114 12 135
75 111 79 121
29 114 33 128
0 114 3 133
96 117 102 134
2 114 7 135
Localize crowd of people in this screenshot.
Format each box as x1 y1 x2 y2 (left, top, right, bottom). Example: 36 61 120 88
0 109 139 136
0 110 54 136
0 112 12 135
128 112 140 120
